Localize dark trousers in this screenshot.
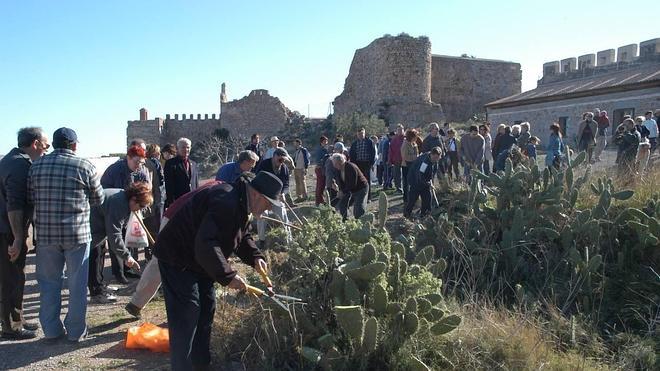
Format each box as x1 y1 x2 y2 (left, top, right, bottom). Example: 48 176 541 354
88 238 106 296
160 260 215 371
0 233 27 333
483 160 490 175
110 244 125 279
382 164 392 188
355 161 372 200
402 164 411 204
143 203 162 260
404 184 432 218
338 187 367 221
447 152 460 179
314 167 326 206
376 164 384 185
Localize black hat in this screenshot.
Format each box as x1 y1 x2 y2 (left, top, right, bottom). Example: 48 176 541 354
250 171 283 207
52 127 79 149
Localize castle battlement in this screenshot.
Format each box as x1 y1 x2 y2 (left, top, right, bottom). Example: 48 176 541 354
127 84 292 147
539 38 660 85
164 113 218 121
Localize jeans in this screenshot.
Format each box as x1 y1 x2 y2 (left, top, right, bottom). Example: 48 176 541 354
382 164 392 188
36 242 90 341
159 260 215 371
0 233 27 333
337 187 367 220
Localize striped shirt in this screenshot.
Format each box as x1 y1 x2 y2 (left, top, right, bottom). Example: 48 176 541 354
28 148 104 246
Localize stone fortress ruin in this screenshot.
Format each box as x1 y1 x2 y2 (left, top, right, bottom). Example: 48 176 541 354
126 83 292 146
333 34 522 126
127 33 522 145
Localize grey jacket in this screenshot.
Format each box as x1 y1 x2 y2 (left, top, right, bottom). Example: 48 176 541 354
459 134 485 166
90 189 132 260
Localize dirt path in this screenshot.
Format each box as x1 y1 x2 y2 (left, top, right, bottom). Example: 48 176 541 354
0 253 170 370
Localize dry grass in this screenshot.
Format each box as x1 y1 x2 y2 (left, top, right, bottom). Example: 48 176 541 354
574 157 659 210
436 302 612 370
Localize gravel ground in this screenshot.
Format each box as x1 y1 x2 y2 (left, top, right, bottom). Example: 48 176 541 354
0 252 170 370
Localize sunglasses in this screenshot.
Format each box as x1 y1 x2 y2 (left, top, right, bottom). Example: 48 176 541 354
38 140 51 150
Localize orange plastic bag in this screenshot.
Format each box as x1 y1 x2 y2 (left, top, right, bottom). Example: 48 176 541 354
125 322 170 353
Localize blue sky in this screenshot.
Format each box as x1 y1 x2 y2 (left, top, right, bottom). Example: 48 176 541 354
1 0 656 157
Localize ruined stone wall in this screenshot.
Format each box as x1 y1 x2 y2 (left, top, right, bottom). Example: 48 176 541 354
431 56 521 122
127 115 221 147
220 89 291 139
161 115 220 146
333 35 445 127
126 118 163 147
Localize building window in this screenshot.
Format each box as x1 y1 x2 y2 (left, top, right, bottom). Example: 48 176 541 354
612 108 635 130
558 117 568 136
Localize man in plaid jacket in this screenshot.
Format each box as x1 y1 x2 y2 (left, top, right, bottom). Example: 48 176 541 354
28 127 104 343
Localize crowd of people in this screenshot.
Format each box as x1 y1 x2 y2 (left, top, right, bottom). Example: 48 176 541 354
0 107 657 369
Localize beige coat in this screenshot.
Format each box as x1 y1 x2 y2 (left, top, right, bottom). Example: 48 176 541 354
400 140 419 166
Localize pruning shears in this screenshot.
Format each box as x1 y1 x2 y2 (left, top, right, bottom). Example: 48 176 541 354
245 284 303 313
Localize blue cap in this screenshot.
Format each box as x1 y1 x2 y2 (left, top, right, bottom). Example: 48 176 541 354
52 127 78 149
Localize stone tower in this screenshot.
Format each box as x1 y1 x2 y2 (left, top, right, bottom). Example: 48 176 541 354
333 34 444 127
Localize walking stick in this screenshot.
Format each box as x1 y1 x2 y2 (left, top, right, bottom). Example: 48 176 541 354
431 186 439 209
133 211 155 245
283 199 304 226
261 215 303 231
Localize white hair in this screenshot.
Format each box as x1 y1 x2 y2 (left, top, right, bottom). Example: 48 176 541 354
176 137 192 148
511 125 521 135
331 153 346 164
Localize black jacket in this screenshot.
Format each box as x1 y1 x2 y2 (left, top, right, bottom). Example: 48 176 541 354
153 181 264 285
164 156 199 208
337 162 368 193
407 153 438 188
255 158 289 194
0 148 32 235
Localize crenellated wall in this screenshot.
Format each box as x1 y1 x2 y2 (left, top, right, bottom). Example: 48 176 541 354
539 37 660 84
127 88 291 147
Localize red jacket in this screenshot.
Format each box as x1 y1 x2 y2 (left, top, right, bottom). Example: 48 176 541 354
388 134 404 165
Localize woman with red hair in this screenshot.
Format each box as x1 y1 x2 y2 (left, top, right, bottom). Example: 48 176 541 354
100 144 152 283
89 182 153 303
